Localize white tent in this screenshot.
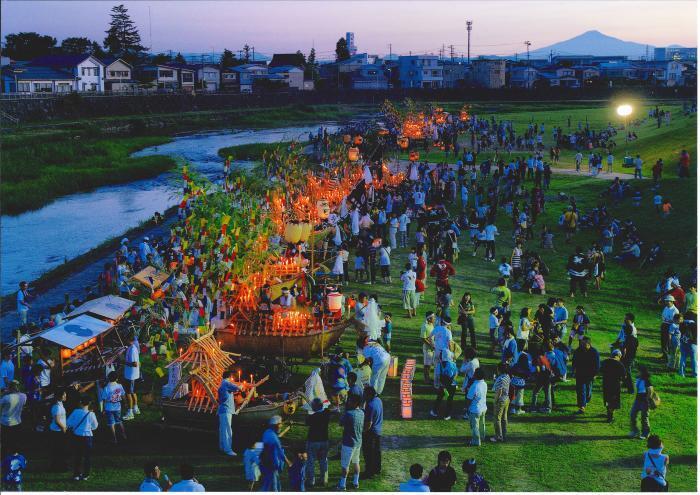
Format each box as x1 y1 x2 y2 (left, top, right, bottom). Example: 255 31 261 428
67 295 134 321
40 314 113 350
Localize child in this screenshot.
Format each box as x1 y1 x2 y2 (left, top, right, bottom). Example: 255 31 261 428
653 193 663 213
488 307 502 355
408 248 418 271
354 251 365 282
632 189 642 207
347 371 363 400
1 452 27 492
243 441 263 491
328 354 348 409
568 306 590 348
462 458 490 492
542 228 555 251
382 313 393 352
288 449 308 491
661 199 672 218
667 314 682 370
99 371 127 444
495 255 510 278
425 451 457 492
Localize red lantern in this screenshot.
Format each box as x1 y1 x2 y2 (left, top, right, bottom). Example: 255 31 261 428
397 136 409 149
60 348 71 359
409 151 420 162
348 147 360 162
353 135 363 146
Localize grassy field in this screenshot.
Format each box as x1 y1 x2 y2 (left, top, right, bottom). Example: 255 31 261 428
1 104 371 215
11 103 697 492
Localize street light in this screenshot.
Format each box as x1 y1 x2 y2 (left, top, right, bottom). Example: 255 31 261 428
617 104 633 130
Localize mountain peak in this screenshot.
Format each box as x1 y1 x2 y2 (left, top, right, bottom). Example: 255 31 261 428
529 30 655 59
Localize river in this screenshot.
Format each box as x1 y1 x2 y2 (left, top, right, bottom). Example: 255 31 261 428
0 123 340 296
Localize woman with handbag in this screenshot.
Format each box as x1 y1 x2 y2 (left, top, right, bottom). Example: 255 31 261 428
641 435 669 492
630 366 655 440
66 396 99 481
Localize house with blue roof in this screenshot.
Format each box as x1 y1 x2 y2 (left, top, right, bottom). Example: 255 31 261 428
268 65 304 90
29 54 106 92
2 63 76 94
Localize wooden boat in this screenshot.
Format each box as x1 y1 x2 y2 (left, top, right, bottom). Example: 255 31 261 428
216 317 357 358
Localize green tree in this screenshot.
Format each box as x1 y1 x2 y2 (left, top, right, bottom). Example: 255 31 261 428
60 37 105 57
220 48 236 68
4 32 57 60
335 37 350 62
305 47 318 81
174 52 186 64
242 44 251 63
103 4 145 63
150 53 171 65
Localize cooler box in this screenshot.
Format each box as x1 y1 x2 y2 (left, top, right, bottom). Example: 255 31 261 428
623 156 634 168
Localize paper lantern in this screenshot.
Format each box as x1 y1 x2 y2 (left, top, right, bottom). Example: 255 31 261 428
348 147 360 162
153 289 164 300
460 111 468 122
353 135 363 146
60 348 71 359
397 136 409 149
401 403 413 419
409 151 420 162
343 134 351 144
299 222 313 242
284 222 302 244
327 292 342 311
316 200 330 220
388 356 399 377
88 338 97 345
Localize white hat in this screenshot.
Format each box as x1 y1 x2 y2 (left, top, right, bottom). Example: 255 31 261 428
664 295 675 302
121 238 129 244
269 415 282 425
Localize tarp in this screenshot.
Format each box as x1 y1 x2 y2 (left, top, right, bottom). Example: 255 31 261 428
67 295 135 321
132 266 170 289
39 314 113 350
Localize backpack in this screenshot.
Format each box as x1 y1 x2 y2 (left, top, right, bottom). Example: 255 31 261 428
439 361 457 387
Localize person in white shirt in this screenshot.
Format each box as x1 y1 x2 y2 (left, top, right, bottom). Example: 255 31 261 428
466 368 488 446
358 337 391 395
400 264 418 318
123 334 141 420
100 371 127 444
633 155 643 179
36 348 54 388
49 389 68 471
430 317 454 389
483 222 499 262
170 464 205 492
398 212 409 248
388 214 399 249
607 153 614 173
0 350 15 389
660 295 680 360
67 396 99 481
140 462 174 492
574 152 583 172
0 381 27 453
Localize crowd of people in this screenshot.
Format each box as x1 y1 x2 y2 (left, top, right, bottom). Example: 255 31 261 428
1 106 695 492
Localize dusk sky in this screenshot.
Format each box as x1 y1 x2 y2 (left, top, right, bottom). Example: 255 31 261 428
2 1 697 59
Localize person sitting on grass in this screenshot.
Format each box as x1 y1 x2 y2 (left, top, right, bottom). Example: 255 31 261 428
139 462 173 492
399 463 429 492
169 464 204 492
463 458 491 492
425 451 457 492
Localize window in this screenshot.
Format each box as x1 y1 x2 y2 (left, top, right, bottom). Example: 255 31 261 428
204 71 217 80
81 67 99 77
423 70 428 76
56 83 71 92
432 70 439 77
17 82 30 92
223 73 236 80
181 73 193 82
160 70 174 78
34 82 53 92
109 70 129 78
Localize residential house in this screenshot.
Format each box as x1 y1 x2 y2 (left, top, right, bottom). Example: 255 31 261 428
318 54 372 88
268 65 304 90
166 63 196 92
654 47 697 62
471 59 506 88
230 64 269 93
102 57 138 92
1 64 75 93
572 66 601 86
440 61 469 88
537 66 580 88
598 62 638 81
634 60 685 87
30 54 105 92
397 55 442 89
220 66 240 91
137 64 180 90
194 64 221 91
350 64 389 90
508 65 538 89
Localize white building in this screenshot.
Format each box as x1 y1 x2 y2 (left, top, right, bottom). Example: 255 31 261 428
103 57 138 92
268 65 304 90
346 32 357 56
29 54 106 92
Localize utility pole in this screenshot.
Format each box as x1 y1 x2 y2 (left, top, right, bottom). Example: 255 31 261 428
252 46 255 62
388 43 392 60
524 41 532 65
466 20 473 65
449 44 455 63
441 43 445 62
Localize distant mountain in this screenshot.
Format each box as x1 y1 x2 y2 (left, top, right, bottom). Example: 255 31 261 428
528 30 655 59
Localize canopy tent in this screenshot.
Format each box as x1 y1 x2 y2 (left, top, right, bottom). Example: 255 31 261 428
39 314 114 350
132 266 170 289
67 295 135 321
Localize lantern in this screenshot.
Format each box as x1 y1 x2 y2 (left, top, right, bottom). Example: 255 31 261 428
284 222 302 244
316 200 330 220
388 356 399 377
327 292 342 311
353 135 363 146
460 110 468 122
378 128 389 136
409 151 420 162
343 134 351 144
60 348 71 359
299 222 313 242
401 402 413 419
397 136 409 149
88 338 97 345
348 147 360 162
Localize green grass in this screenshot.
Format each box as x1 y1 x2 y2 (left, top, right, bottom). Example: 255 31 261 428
13 101 697 492
218 141 300 161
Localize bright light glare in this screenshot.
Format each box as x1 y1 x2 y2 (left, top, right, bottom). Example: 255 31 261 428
617 104 633 117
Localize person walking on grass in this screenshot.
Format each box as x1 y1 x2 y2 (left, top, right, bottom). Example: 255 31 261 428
466 367 488 446
567 246 589 298
261 415 286 491
100 371 127 444
401 264 417 319
458 293 477 351
571 337 600 415
361 386 383 480
420 312 436 384
641 435 669 492
430 350 458 420
630 366 654 440
67 396 99 482
490 362 511 443
600 349 627 422
123 334 141 421
337 395 364 491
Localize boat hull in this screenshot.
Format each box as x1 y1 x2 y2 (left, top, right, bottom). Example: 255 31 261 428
161 397 286 430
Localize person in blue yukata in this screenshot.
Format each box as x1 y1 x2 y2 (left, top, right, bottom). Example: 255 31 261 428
261 415 286 492
217 370 241 456
287 448 307 491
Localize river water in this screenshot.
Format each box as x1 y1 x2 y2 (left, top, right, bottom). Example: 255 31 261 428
0 123 339 296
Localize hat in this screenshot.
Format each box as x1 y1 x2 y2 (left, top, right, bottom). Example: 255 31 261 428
442 315 452 324
121 238 129 244
664 295 675 302
310 398 327 413
144 236 150 241
254 442 264 451
611 349 622 358
269 415 282 425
